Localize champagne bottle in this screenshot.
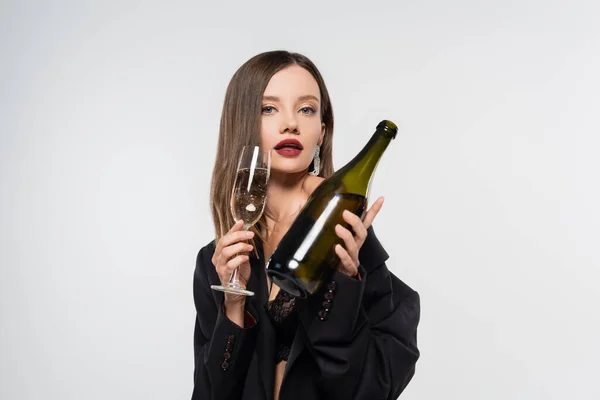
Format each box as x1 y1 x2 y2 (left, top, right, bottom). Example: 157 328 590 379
266 120 398 298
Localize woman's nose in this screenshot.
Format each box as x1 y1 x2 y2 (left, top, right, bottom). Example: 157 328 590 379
280 112 299 134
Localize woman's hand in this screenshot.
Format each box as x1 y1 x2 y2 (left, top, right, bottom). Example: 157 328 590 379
211 219 254 305
334 196 385 278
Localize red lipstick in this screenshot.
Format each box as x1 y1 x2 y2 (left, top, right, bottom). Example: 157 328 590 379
274 139 303 157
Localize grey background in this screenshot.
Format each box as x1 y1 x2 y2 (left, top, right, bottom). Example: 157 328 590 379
1 0 599 399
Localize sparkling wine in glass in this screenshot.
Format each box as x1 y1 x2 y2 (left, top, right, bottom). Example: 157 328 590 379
211 145 270 297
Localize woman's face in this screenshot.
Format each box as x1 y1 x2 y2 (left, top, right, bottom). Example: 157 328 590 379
260 65 325 175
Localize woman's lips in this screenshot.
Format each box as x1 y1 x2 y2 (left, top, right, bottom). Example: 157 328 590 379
275 148 302 157
274 138 303 157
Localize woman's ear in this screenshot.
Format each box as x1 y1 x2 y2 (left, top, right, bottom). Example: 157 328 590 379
319 122 326 146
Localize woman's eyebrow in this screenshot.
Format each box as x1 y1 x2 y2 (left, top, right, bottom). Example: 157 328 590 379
298 95 320 103
261 95 320 103
262 95 280 102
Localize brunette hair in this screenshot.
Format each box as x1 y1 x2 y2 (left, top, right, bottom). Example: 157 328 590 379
209 50 334 252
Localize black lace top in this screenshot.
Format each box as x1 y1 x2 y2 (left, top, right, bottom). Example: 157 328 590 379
267 285 298 363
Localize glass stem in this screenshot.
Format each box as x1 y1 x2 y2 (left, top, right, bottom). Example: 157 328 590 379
228 266 241 288
228 225 250 288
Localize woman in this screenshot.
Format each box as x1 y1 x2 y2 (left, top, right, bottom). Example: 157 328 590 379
192 50 420 400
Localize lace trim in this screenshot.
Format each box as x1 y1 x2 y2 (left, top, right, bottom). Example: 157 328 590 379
267 289 298 362
267 289 297 323
275 346 291 363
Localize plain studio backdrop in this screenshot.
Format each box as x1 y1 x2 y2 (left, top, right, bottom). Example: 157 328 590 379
1 0 599 399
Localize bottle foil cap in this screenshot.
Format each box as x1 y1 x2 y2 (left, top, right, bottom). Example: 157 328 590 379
377 120 398 139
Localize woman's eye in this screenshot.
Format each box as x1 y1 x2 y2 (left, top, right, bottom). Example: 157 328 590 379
300 107 315 115
262 106 275 114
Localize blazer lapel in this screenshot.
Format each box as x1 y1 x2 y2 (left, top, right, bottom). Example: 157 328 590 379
248 247 275 400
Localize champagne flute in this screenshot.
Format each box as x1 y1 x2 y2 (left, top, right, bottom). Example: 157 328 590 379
211 145 271 297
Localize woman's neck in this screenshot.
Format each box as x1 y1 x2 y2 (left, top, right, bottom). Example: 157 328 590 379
264 170 309 224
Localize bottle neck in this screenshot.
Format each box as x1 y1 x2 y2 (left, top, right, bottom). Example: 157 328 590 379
340 127 394 195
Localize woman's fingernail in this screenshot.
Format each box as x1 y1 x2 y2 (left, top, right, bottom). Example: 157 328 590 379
247 231 254 237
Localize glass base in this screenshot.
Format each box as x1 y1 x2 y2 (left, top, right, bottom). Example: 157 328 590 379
211 284 254 297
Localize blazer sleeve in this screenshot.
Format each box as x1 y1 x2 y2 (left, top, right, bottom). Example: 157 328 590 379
191 245 259 400
297 230 420 399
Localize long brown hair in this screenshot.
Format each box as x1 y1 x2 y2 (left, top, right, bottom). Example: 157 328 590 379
209 50 334 253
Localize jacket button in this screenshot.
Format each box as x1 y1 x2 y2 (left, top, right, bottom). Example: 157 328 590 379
227 335 236 344
322 299 332 309
221 361 229 370
324 291 334 301
225 342 233 352
223 352 231 360
327 281 337 291
318 309 328 321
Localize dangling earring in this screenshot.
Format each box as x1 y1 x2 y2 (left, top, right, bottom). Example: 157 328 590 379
309 146 321 176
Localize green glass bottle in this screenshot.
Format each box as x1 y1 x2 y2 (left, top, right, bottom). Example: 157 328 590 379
266 120 398 297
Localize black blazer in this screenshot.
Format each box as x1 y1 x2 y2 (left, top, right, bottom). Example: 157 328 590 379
191 226 420 400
